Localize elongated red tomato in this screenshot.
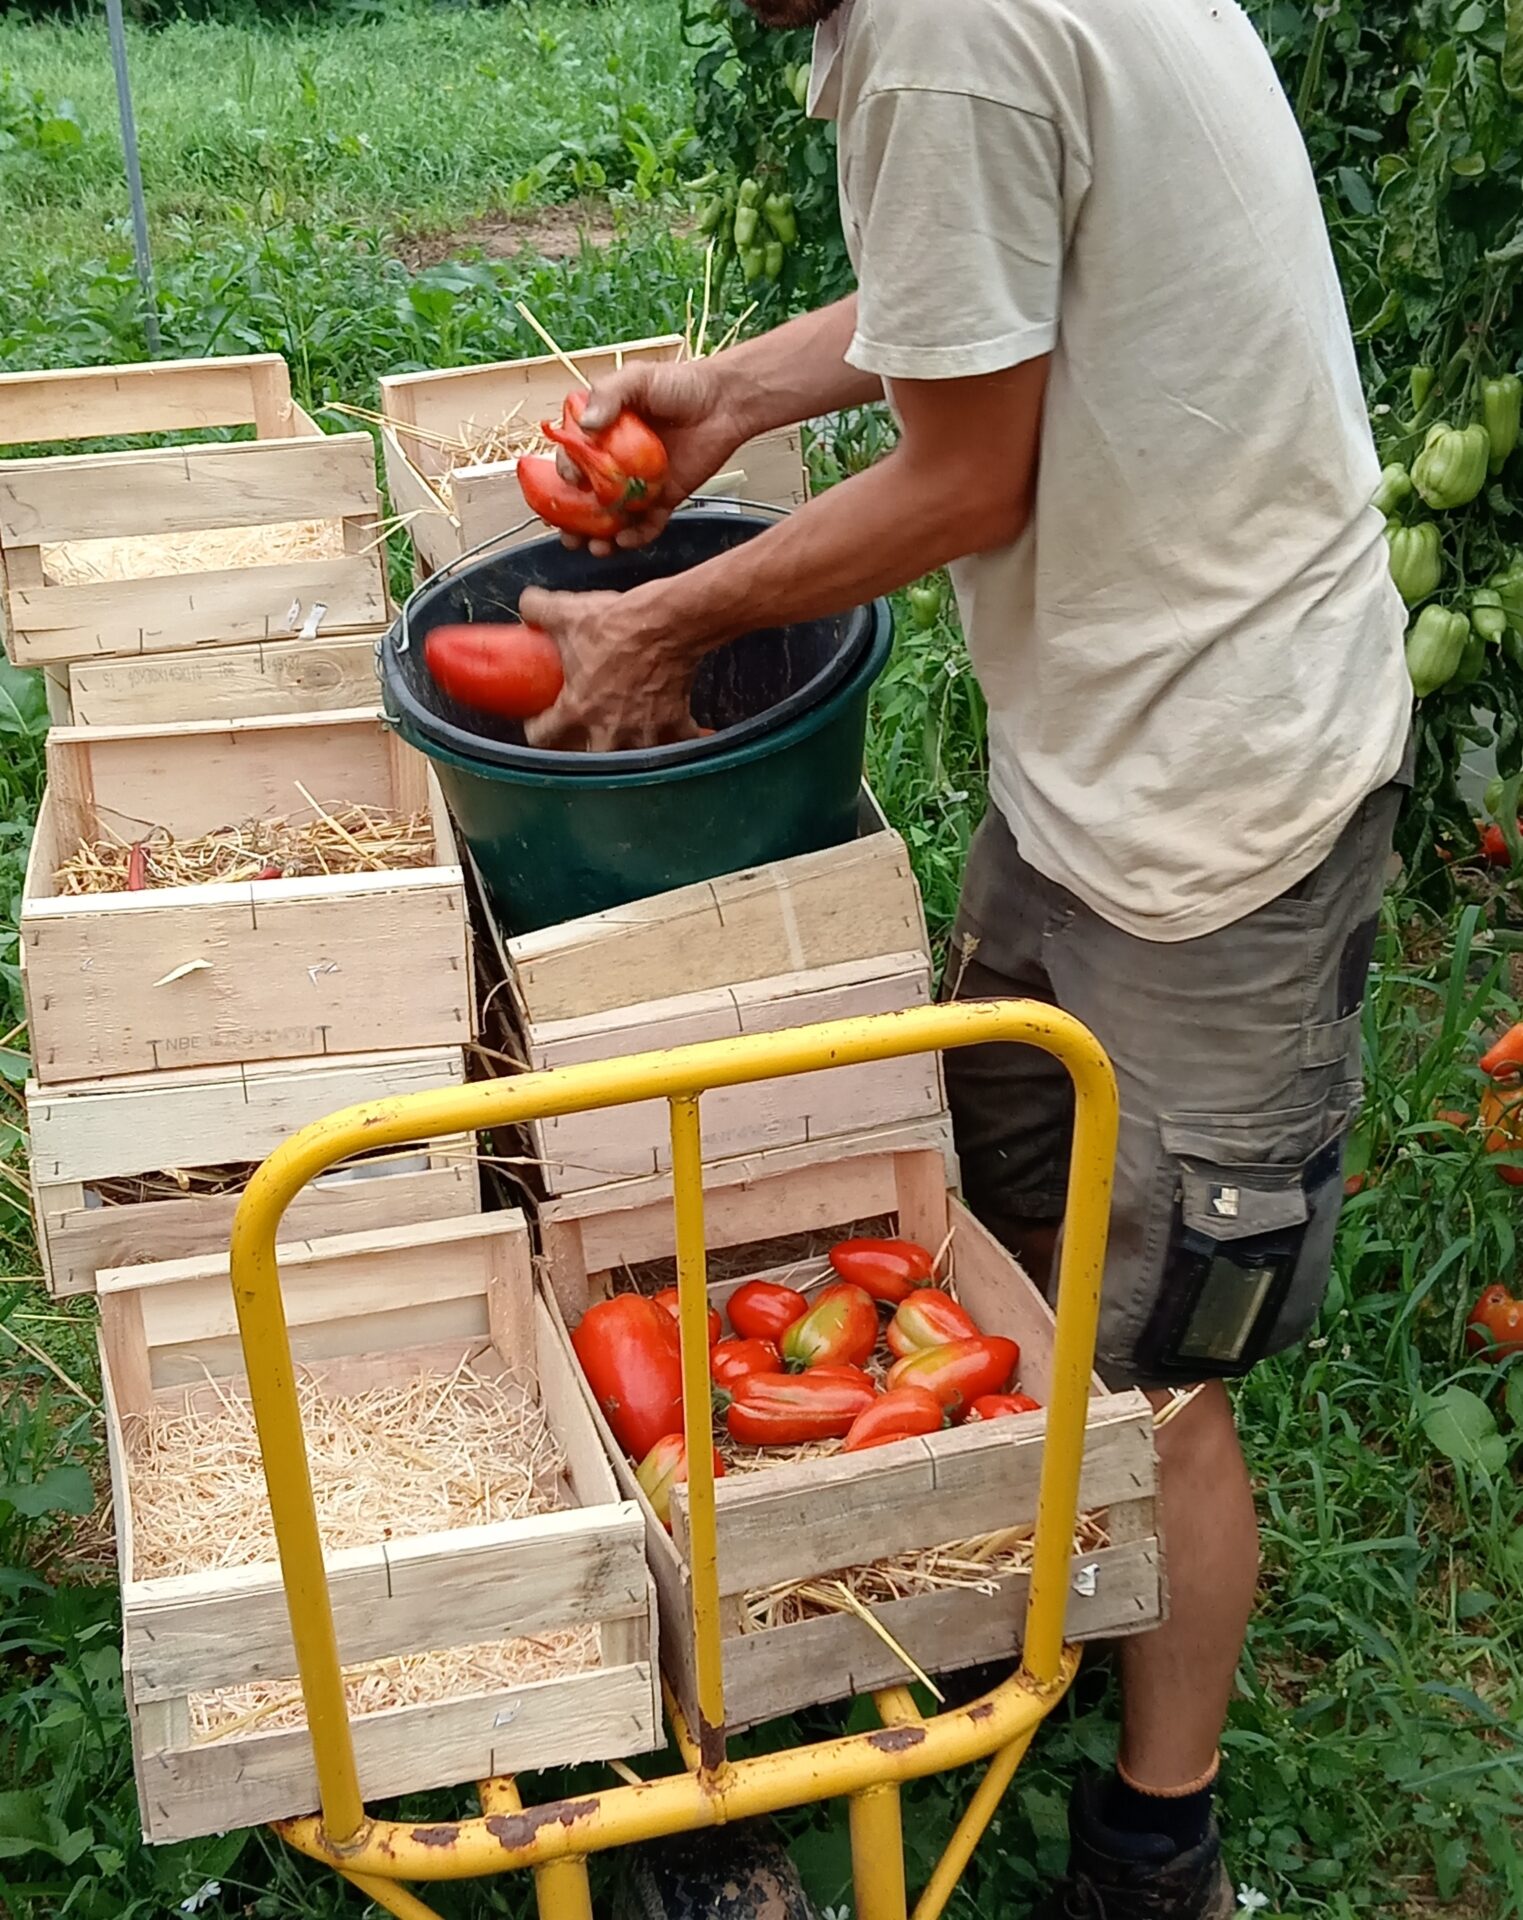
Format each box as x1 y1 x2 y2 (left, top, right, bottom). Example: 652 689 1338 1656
964 1392 1043 1423
781 1282 877 1370
727 1279 809 1343
652 1287 721 1349
542 388 669 514
886 1336 1021 1421
711 1337 780 1388
572 1295 683 1459
827 1236 937 1304
885 1290 979 1359
424 622 564 720
842 1385 944 1453
635 1433 724 1530
725 1368 878 1446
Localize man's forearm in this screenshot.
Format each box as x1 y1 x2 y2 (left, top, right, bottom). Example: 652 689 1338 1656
718 297 885 438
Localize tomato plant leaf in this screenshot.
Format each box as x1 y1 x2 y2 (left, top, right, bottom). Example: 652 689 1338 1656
0 1465 94 1519
1504 0 1523 96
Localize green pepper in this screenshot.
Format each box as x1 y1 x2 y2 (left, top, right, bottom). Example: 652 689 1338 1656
739 244 767 283
1371 463 1413 515
1410 365 1436 412
908 583 942 631
762 239 785 280
1405 604 1470 698
688 168 720 194
763 192 798 247
1385 521 1444 605
1483 373 1522 473
737 177 763 209
1472 589 1509 644
1411 421 1491 510
733 204 759 248
696 194 726 237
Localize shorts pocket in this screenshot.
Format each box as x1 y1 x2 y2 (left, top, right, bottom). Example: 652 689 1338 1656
1301 1009 1362 1072
1136 1100 1351 1380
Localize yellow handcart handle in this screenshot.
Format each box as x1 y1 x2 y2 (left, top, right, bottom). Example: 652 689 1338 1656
227 998 1118 1908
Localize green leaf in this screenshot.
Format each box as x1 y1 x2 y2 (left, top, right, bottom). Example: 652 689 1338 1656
0 1046 30 1085
1455 0 1488 28
1435 1834 1469 1899
1506 1368 1523 1429
1338 166 1375 214
0 1465 94 1519
1505 0 1523 97
1422 1385 1509 1473
0 657 46 737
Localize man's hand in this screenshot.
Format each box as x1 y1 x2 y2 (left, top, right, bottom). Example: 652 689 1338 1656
553 360 750 556
520 584 704 750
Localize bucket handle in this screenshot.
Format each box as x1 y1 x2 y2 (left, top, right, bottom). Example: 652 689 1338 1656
392 496 792 654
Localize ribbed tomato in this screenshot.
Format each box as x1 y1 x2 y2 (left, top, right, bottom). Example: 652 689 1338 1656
724 1367 877 1446
885 1290 979 1359
635 1433 724 1531
711 1337 780 1388
886 1336 1021 1421
827 1236 937 1304
842 1385 944 1453
780 1283 877 1370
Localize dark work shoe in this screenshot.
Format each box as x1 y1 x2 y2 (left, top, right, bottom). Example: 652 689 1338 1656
612 1820 819 1920
1030 1774 1236 1919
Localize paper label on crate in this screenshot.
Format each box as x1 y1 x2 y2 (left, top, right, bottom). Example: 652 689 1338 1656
1071 1562 1099 1599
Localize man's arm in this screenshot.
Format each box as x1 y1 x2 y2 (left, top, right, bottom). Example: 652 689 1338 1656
719 294 885 438
522 355 1049 749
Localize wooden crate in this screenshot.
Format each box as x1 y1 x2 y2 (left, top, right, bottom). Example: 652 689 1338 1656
100 1214 660 1843
22 710 472 1084
27 1044 476 1296
379 335 808 578
58 629 383 727
0 354 389 667
540 1136 1162 1734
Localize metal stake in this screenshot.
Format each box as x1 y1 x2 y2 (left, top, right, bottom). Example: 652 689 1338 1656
104 0 161 356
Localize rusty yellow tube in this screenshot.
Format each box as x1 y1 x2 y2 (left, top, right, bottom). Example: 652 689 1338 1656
850 1785 908 1920
337 1872 447 1920
231 1000 1115 1853
910 1728 1036 1920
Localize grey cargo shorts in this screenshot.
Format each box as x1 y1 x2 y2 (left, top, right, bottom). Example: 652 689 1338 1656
942 779 1403 1390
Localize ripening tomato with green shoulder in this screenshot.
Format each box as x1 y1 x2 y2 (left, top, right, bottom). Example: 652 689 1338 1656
885 1290 980 1358
635 1433 725 1531
842 1385 945 1453
727 1279 809 1344
710 1337 780 1389
724 1367 878 1446
827 1236 937 1304
964 1392 1043 1423
571 1295 683 1460
781 1282 878 1370
886 1336 1021 1419
652 1288 721 1349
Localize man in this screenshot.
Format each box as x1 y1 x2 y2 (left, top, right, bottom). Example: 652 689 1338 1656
522 0 1412 1909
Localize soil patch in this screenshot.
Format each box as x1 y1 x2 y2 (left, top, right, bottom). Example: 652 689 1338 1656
395 203 618 272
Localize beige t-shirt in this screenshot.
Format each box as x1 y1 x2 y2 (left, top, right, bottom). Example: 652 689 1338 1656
810 0 1411 941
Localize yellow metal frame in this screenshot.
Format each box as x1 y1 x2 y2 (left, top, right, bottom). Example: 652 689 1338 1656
225 999 1119 1918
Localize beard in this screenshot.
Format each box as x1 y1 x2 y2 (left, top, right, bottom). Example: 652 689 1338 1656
743 0 846 25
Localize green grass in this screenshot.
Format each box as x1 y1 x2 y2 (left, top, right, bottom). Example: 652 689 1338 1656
1 3 1522 1914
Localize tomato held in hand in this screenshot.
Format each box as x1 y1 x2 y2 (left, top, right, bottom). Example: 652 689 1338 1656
571 1295 683 1459
724 1367 878 1446
653 1287 722 1349
964 1392 1043 1423
828 1236 937 1304
842 1385 945 1453
885 1290 980 1359
886 1336 1021 1420
781 1282 878 1370
635 1433 724 1531
711 1337 780 1389
423 622 564 720
727 1279 810 1343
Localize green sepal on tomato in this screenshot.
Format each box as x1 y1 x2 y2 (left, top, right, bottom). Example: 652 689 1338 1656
842 1385 945 1453
727 1279 809 1344
711 1337 780 1389
724 1366 878 1446
571 1295 683 1460
652 1287 721 1350
781 1282 878 1370
423 622 563 721
827 1236 936 1304
886 1336 1021 1419
884 1290 979 1359
635 1433 725 1531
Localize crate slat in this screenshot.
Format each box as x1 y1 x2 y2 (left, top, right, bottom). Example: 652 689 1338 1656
65 634 383 726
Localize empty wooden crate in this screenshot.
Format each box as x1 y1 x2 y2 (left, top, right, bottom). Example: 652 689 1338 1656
22 710 472 1083
0 353 388 667
379 335 808 578
100 1214 660 1843
27 1044 477 1296
540 1133 1162 1734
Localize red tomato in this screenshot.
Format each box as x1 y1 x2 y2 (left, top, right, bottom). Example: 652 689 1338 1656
727 1279 810 1343
781 1283 878 1370
635 1433 724 1531
571 1296 683 1459
652 1287 721 1349
964 1392 1043 1423
827 1236 937 1304
1466 1283 1523 1355
711 1337 780 1389
886 1336 1021 1420
423 622 564 720
842 1385 945 1453
885 1290 980 1359
724 1368 878 1447
1479 1085 1523 1185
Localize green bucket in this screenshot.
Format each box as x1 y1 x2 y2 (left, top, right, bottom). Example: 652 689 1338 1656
381 511 894 935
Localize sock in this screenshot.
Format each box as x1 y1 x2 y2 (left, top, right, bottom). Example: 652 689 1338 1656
1101 1754 1218 1855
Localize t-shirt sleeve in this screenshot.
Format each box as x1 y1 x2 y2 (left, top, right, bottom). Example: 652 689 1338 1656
843 85 1069 381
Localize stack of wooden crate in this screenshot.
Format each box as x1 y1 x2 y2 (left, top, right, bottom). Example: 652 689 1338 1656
3 353 480 1297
